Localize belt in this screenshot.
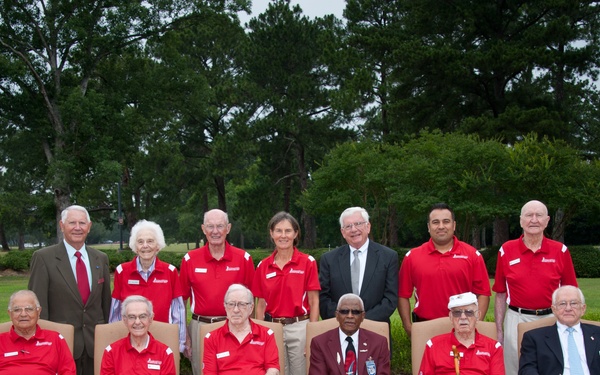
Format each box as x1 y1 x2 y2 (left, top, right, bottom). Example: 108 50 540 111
508 305 552 316
412 312 429 323
266 314 310 325
191 314 227 323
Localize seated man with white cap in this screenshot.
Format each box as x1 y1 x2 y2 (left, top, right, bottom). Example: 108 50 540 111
419 292 504 375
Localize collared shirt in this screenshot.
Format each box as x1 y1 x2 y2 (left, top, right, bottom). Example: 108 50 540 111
556 321 590 375
109 257 186 352
180 242 255 316
349 239 369 294
100 332 175 375
64 240 92 290
338 328 360 362
0 325 76 375
202 319 279 375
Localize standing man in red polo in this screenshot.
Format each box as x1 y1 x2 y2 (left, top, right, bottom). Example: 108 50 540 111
179 209 255 375
398 203 491 337
493 200 577 375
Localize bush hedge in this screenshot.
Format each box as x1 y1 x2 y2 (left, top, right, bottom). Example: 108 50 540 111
3 244 599 278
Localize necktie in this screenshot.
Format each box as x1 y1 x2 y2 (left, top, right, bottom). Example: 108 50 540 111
75 252 90 305
567 327 584 375
345 336 356 375
351 249 360 295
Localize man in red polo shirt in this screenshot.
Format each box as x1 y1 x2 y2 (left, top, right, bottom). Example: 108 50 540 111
398 203 491 337
0 290 75 375
179 209 255 375
493 200 577 375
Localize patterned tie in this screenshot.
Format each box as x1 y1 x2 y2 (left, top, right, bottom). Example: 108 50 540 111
567 327 584 375
345 336 356 375
351 249 360 295
75 252 90 305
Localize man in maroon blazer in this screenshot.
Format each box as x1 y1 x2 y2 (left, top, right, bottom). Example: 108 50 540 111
309 293 390 375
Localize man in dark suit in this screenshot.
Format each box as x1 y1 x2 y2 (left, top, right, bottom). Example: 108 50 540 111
319 207 398 323
309 293 390 375
28 205 111 375
519 286 600 375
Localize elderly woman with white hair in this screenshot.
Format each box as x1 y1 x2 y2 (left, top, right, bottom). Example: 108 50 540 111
108 220 187 353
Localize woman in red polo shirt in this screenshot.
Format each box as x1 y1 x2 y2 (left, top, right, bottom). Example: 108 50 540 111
252 212 321 375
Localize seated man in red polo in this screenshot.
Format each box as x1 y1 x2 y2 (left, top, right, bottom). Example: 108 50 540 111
0 290 75 374
202 284 279 375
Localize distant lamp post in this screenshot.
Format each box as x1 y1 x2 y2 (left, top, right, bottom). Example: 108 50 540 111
118 181 123 252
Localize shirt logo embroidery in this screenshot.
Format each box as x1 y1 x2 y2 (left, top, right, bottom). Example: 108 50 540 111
226 266 240 271
476 350 491 356
541 257 556 263
153 279 168 283
35 341 52 346
147 359 163 365
250 340 265 346
288 269 304 274
452 255 468 259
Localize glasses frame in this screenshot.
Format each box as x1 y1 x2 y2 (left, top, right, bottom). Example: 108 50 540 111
336 309 364 315
554 300 583 310
224 301 252 309
9 306 38 315
341 221 368 231
450 309 477 318
123 313 151 322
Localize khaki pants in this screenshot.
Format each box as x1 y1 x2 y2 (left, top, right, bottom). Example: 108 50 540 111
283 319 309 375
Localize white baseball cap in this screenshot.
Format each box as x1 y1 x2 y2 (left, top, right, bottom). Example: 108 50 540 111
448 292 478 309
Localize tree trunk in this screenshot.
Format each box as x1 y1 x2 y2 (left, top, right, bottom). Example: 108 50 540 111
301 210 316 249
214 175 227 211
551 208 566 242
388 206 398 247
492 217 509 246
0 222 9 251
53 187 71 242
471 226 481 249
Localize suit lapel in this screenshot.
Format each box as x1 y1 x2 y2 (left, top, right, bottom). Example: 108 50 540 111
545 325 565 368
337 245 353 293
325 330 346 375
357 330 369 375
582 324 600 372
361 244 378 295
54 243 83 305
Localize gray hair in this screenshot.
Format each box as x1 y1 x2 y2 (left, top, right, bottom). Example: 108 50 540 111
121 295 154 317
129 220 166 251
336 293 365 310
552 285 585 305
203 209 229 224
224 284 254 304
61 205 91 223
8 290 40 310
339 207 370 228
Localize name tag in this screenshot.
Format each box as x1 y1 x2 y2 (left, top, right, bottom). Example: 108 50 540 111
195 268 208 273
509 258 520 266
128 280 140 285
148 364 161 370
216 351 230 358
4 352 18 357
266 272 277 279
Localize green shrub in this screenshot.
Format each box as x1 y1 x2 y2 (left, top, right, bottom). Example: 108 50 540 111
0 249 34 271
569 245 600 278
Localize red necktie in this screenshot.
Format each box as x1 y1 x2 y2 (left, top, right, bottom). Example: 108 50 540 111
75 251 90 305
345 336 356 375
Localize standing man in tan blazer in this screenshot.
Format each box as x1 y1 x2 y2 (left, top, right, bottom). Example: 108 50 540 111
29 205 112 375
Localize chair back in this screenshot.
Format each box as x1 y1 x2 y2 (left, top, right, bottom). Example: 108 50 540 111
411 317 497 375
305 318 390 375
198 319 285 375
0 319 74 356
94 320 180 375
517 317 600 358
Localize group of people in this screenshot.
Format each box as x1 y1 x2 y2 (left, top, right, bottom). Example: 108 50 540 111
0 200 594 375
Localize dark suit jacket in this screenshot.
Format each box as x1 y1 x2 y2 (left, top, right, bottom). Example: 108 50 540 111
28 242 111 359
319 241 398 322
309 327 390 375
519 322 600 375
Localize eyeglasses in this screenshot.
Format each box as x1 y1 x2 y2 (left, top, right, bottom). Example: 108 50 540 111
9 306 37 314
451 309 477 318
204 224 227 231
224 301 252 309
336 309 364 315
123 314 150 322
555 301 582 310
341 221 367 231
